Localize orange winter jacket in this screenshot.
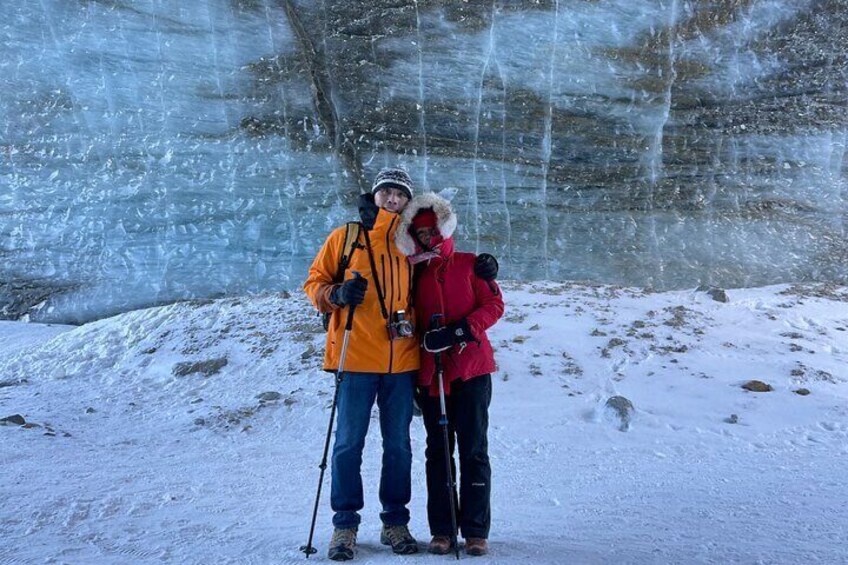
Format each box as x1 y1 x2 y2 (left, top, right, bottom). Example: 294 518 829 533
303 207 420 374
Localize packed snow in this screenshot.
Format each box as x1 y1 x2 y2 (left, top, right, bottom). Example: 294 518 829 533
1 282 847 564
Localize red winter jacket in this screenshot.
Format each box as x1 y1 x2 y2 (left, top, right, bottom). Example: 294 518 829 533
397 192 504 396
413 237 504 396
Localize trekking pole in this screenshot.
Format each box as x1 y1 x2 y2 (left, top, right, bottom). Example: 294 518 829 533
300 274 362 558
431 314 461 560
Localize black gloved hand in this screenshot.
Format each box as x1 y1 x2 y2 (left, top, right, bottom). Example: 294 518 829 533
332 276 368 306
423 319 472 353
474 253 499 281
357 193 379 230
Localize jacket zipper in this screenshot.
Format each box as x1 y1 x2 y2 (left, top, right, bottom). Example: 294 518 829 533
384 217 397 313
381 254 394 373
395 256 402 307
387 215 402 375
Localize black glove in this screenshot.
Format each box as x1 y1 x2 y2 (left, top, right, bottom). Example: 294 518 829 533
332 277 368 306
474 253 499 281
357 193 379 230
423 319 473 353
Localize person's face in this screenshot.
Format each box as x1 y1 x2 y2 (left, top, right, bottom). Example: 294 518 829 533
374 187 409 213
415 226 438 247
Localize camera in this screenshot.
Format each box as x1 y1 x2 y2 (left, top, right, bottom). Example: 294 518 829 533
387 310 414 340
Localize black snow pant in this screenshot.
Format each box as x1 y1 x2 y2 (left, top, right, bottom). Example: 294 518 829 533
415 374 492 540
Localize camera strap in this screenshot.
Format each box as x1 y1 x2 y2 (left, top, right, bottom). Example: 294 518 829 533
361 227 390 321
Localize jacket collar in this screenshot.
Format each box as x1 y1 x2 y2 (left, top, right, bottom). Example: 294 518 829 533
371 206 400 239
438 237 455 260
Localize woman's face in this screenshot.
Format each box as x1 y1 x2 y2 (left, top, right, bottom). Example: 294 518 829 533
415 226 438 247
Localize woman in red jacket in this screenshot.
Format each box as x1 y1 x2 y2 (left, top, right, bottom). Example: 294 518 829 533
396 192 505 557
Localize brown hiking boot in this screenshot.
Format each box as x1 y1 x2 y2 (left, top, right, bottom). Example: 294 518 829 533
328 527 357 561
428 535 453 555
465 537 488 556
380 524 419 555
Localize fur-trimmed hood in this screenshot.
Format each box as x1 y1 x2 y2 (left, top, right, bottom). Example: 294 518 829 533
396 191 457 257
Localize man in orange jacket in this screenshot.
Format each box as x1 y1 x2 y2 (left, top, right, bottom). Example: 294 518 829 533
303 167 421 561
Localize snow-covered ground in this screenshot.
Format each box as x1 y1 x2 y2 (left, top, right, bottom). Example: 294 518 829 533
1 282 847 564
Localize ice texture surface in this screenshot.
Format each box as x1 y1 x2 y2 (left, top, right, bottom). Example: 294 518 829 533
1 0 846 322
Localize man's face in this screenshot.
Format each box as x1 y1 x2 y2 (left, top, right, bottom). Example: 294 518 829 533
374 187 410 213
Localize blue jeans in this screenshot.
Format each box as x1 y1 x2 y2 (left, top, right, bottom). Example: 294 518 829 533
330 371 415 529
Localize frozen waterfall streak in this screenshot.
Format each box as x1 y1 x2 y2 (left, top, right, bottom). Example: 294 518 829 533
206 1 230 130
471 4 501 255
645 0 679 190
495 19 512 269
282 0 367 193
414 0 429 190
829 130 848 235
152 7 170 136
540 1 560 277
646 0 679 290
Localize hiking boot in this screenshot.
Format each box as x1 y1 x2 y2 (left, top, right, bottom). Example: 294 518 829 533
465 537 488 556
380 524 419 555
328 527 357 561
428 535 453 555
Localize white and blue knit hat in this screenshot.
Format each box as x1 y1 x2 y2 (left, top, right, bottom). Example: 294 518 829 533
372 167 414 199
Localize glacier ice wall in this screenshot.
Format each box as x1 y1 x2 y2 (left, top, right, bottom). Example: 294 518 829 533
1 0 846 323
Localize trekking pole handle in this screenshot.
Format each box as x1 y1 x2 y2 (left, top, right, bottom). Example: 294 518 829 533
429 313 443 330
344 272 363 331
